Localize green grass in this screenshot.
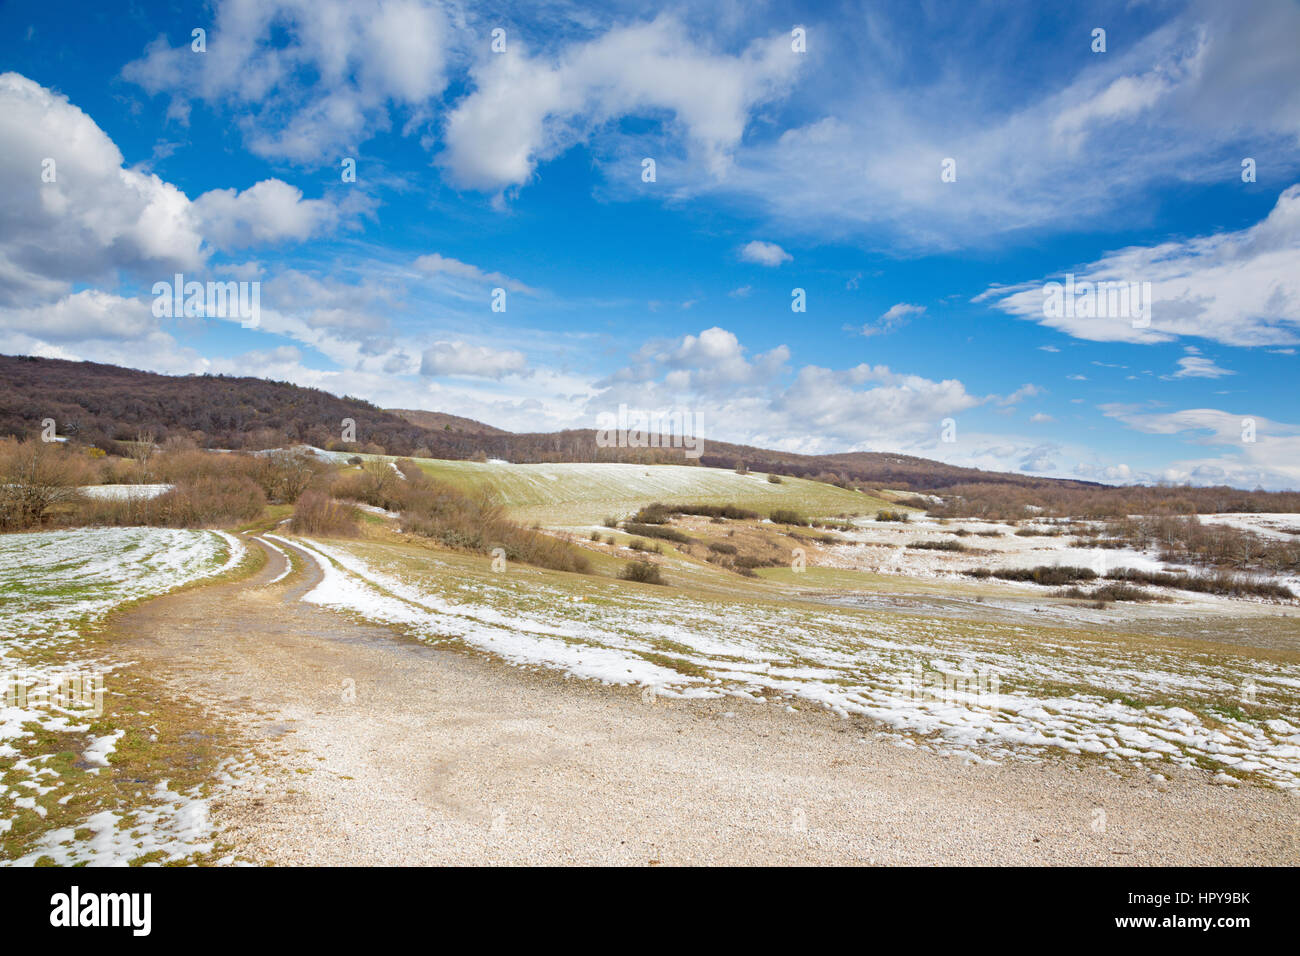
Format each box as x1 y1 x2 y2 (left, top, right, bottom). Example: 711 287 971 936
390 457 893 527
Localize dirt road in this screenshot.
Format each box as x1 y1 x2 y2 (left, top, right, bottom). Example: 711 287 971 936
114 536 1298 865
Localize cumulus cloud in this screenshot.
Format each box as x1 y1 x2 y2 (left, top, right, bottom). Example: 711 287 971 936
123 0 450 163
192 180 346 248
419 340 528 379
604 326 789 393
1100 404 1300 489
738 240 792 267
437 15 800 191
592 326 981 453
0 72 204 302
0 72 357 311
0 290 155 341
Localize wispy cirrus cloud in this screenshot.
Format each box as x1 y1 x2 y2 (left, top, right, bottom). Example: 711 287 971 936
861 302 924 337
978 184 1300 347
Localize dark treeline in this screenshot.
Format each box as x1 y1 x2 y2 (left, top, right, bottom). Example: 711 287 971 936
0 355 434 455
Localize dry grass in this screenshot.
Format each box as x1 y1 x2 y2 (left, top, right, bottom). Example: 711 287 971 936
330 460 591 574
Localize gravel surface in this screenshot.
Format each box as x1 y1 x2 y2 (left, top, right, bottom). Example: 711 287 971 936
113 536 1299 866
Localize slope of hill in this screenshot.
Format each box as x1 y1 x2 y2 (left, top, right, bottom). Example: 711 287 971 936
0 355 432 454
405 458 891 526
387 407 509 435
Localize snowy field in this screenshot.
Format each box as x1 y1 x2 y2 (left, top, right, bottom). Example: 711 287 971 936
810 514 1299 604
309 450 888 525
78 483 173 500
1197 513 1300 541
0 527 244 865
284 536 1300 790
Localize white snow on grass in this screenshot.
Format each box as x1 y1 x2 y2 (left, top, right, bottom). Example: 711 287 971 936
0 527 243 864
288 536 1300 789
78 484 173 500
1197 513 1300 541
0 527 239 652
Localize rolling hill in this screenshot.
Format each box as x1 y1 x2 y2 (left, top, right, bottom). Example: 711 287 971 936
1 354 1077 491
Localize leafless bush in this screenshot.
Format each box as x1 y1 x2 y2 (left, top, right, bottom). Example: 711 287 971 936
252 449 325 503
619 559 664 584
289 491 359 536
76 474 266 527
0 439 93 529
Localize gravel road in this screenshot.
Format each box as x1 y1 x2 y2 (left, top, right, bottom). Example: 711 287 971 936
113 536 1299 865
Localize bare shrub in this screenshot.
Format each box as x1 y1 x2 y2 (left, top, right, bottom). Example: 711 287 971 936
252 449 325 503
77 473 266 528
907 539 967 552
393 471 590 574
619 559 664 585
290 491 359 536
0 439 93 529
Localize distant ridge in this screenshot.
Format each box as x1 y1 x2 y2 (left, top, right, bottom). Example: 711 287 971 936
0 354 1095 491
387 407 510 435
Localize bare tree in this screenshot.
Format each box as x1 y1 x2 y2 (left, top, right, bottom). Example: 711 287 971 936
0 439 88 529
130 429 156 479
255 449 324 504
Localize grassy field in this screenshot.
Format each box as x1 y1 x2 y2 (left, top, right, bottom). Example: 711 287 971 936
397 458 895 526
286 532 1300 789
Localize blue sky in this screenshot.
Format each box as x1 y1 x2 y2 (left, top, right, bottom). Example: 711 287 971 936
2 0 1299 487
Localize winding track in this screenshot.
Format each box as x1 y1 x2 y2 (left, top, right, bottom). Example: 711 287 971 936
110 535 1299 865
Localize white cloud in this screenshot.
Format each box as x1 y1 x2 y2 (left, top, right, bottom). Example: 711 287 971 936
0 290 155 341
419 340 528 379
862 302 924 337
1171 348 1235 378
605 326 789 393
123 0 450 163
998 384 1044 406
438 15 799 191
593 326 982 454
413 253 538 295
193 180 347 248
1100 404 1300 489
738 240 791 267
692 1 1300 249
0 73 358 310
981 185 1300 347
0 72 204 302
